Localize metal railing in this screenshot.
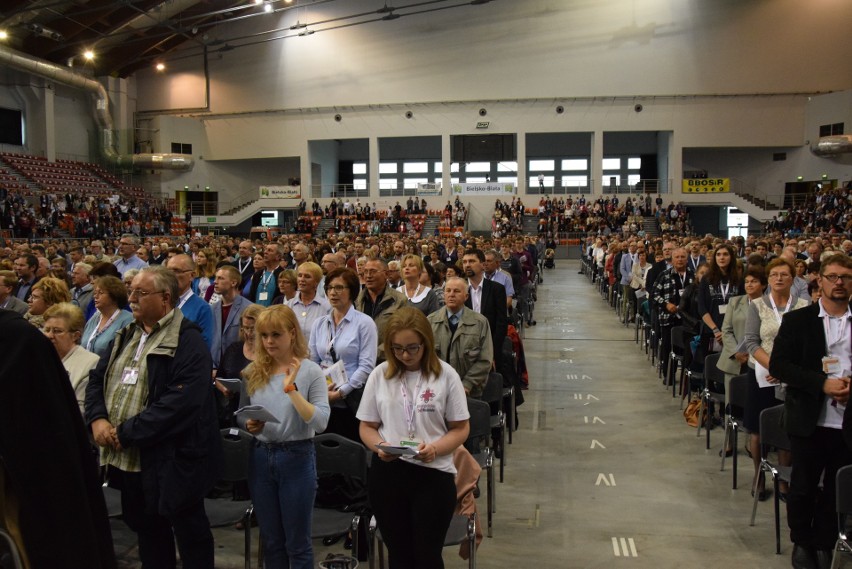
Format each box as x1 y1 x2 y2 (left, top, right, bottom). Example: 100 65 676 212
526 179 672 195
310 184 370 198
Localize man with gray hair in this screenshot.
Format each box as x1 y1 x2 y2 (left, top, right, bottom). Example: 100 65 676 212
86 265 222 569
428 277 493 397
249 242 283 307
167 254 216 350
113 234 148 277
70 262 94 313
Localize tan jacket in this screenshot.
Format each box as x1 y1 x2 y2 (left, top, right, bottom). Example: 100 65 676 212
428 308 493 397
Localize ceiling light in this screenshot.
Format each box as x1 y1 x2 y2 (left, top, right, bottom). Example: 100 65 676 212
263 2 273 13
155 62 165 71
254 0 262 4
0 30 8 40
83 50 95 61
299 28 314 36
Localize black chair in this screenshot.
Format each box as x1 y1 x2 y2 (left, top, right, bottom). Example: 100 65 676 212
369 512 476 569
720 373 749 489
500 336 518 445
699 352 725 449
482 372 506 483
312 433 370 561
669 326 687 398
831 465 852 568
203 428 253 568
749 405 791 555
466 397 495 538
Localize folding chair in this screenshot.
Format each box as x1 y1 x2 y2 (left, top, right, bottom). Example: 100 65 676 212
369 513 476 569
312 434 371 561
465 398 495 538
699 352 725 449
481 372 506 483
669 326 687 398
202 429 253 569
749 405 791 555
720 373 749 489
831 464 852 569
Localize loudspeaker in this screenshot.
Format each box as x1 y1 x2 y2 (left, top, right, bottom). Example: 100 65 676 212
478 108 487 117
634 104 643 113
334 114 342 122
405 111 413 119
556 105 564 114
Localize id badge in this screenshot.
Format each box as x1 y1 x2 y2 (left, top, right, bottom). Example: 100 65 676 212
121 367 139 385
718 304 727 315
400 439 420 448
258 292 269 301
677 289 684 298
822 356 842 377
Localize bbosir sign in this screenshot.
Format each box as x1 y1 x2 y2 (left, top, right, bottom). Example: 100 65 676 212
682 178 730 193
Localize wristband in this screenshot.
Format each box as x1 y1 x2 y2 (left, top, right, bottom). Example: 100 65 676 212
284 383 298 394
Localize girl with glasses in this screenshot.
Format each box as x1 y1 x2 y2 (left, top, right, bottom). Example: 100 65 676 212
357 306 470 569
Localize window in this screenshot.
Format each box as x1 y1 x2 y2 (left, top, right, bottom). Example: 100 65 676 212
353 163 367 175
562 159 587 170
465 162 491 173
434 162 442 173
379 162 398 174
171 142 192 154
467 177 488 183
562 175 588 187
627 157 642 170
404 178 428 189
529 159 555 171
602 158 621 170
497 176 518 185
403 162 429 174
819 123 845 137
530 176 556 187
353 179 367 190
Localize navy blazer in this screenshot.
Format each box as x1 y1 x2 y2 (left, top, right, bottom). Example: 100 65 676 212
210 294 252 369
465 278 508 368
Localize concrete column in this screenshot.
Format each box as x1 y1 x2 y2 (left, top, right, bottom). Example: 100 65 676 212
516 131 526 196
369 136 380 202
591 130 604 196
43 81 56 161
441 133 451 199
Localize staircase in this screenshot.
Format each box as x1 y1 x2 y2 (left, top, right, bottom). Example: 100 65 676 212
421 215 441 236
314 217 335 237
221 199 258 217
642 216 659 237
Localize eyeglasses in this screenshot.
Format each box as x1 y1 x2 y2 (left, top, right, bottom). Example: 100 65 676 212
43 327 68 335
822 274 852 284
391 344 423 356
767 273 791 280
362 270 384 276
326 285 348 292
240 326 255 333
92 290 105 297
128 289 165 298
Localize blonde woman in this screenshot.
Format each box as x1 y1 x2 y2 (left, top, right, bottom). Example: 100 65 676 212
26 277 71 330
396 254 440 315
358 307 470 569
237 305 330 569
43 302 100 415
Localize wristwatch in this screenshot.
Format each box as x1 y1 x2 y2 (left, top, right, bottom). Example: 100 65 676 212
284 383 298 394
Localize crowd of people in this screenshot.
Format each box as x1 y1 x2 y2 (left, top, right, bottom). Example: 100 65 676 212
533 193 692 236
1 226 541 568
764 182 852 236
581 228 852 569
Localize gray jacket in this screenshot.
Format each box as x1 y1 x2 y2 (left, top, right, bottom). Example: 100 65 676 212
428 308 493 397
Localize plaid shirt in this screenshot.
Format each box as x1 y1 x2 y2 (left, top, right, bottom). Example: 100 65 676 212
652 267 694 327
100 311 176 472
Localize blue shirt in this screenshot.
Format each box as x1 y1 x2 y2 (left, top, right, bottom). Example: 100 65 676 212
256 270 277 307
485 269 515 298
309 304 378 396
81 309 135 359
112 255 148 277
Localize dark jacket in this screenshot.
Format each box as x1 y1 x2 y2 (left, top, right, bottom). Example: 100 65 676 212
465 278 508 370
86 311 223 517
0 310 116 568
769 302 833 437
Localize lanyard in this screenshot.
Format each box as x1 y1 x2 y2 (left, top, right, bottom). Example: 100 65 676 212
719 282 730 303
400 372 424 440
237 258 250 274
260 270 275 288
87 309 121 351
768 294 793 324
326 317 346 363
133 331 150 364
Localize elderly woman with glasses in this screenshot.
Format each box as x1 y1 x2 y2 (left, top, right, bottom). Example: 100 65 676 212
743 257 809 500
309 267 378 442
81 276 134 358
43 302 100 415
357 307 470 569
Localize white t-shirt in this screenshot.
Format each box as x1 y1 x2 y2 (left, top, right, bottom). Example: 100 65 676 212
357 360 470 474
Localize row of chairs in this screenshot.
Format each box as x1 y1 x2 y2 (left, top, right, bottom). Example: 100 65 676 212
578 254 852 562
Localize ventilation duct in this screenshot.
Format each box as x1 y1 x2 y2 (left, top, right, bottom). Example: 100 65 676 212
0 44 193 171
811 135 852 157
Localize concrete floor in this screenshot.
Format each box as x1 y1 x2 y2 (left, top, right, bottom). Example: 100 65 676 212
113 261 795 568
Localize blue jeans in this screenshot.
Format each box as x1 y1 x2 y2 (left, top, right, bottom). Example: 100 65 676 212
249 440 316 569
